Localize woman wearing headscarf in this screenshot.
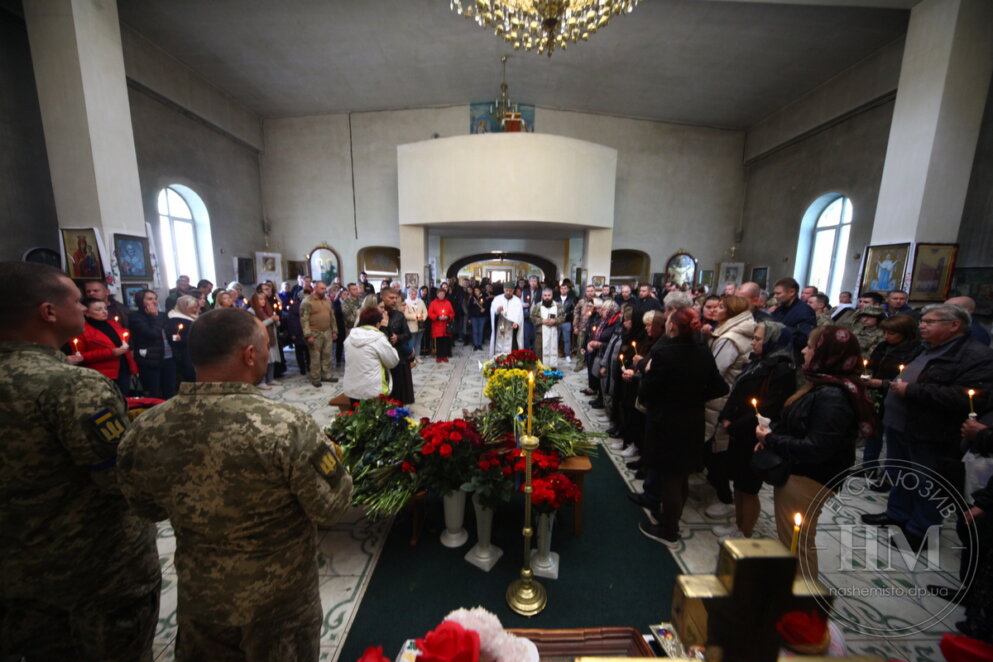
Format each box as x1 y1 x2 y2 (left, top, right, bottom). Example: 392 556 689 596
402 286 428 362
712 320 796 540
428 288 455 363
637 307 728 548
586 299 623 409
756 325 878 574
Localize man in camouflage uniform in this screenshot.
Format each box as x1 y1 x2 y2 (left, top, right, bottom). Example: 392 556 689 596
0 262 160 661
341 282 364 333
572 284 602 371
300 280 338 387
118 308 353 661
853 305 886 358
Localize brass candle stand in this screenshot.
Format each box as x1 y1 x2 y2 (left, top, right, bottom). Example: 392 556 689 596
506 433 547 616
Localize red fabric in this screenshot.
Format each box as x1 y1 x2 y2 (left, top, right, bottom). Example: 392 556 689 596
428 299 455 339
356 646 390 662
75 320 138 379
775 610 827 646
941 633 993 662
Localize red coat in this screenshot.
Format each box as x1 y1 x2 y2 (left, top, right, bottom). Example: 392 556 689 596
427 299 454 338
75 320 138 380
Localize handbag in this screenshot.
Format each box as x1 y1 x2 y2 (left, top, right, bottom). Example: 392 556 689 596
445 319 458 336
751 447 790 487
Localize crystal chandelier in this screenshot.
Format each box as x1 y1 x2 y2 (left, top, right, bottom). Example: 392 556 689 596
450 0 640 57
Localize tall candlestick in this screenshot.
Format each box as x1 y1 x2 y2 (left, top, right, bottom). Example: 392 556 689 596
968 389 977 417
790 513 802 555
527 371 535 436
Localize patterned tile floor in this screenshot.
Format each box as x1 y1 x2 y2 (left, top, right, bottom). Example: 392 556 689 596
151 344 961 661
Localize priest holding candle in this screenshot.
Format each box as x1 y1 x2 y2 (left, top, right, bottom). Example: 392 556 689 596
755 325 876 575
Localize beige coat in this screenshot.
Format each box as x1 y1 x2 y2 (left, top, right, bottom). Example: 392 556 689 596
402 299 427 333
704 310 756 442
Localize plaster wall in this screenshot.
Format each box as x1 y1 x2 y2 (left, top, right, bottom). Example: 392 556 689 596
536 108 746 276
738 101 895 294
440 237 571 277
128 86 264 287
958 69 993 268
0 8 58 261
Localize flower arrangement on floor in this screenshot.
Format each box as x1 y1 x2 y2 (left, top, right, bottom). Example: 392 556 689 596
325 395 425 518
530 472 581 513
418 418 484 496
481 350 563 416
361 606 538 662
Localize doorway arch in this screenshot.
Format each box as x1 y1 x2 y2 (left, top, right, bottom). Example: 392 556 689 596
446 252 558 283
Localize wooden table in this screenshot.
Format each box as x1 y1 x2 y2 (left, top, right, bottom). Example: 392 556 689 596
559 454 593 536
506 626 654 659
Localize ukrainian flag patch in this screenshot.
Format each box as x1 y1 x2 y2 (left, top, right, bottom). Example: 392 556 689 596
88 408 127 445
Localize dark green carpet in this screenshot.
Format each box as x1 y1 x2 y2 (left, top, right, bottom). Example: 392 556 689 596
337 453 680 661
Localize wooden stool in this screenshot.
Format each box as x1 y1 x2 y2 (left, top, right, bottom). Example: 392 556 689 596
559 455 593 536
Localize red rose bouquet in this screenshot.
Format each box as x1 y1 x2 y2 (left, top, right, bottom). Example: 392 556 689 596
418 418 483 496
529 472 580 514
415 620 480 662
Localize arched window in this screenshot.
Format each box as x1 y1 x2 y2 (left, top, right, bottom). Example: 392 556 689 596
795 194 852 303
156 185 214 285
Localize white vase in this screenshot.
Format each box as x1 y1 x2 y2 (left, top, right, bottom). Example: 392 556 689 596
440 489 470 548
465 492 503 571
531 511 560 579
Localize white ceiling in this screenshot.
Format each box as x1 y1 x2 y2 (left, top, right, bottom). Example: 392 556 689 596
116 0 910 129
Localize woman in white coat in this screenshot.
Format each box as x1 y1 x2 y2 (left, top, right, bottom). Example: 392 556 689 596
702 294 757 521
343 306 400 405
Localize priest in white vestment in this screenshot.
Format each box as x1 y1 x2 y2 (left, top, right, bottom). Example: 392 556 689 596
490 288 525 356
529 288 565 368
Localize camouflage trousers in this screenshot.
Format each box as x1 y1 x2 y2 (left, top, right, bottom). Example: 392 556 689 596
308 329 335 386
176 600 322 662
1 584 160 662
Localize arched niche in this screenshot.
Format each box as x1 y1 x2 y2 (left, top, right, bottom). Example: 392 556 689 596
357 246 400 280
610 249 650 284
447 252 558 283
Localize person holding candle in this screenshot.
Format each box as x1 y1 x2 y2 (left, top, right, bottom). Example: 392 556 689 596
76 297 139 397
167 294 200 385
248 285 282 389
403 285 428 361
712 320 796 541
428 287 456 363
861 303 993 550
130 288 178 398
756 325 878 574
859 314 920 488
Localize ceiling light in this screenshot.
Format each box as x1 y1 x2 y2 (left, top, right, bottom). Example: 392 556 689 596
451 0 640 57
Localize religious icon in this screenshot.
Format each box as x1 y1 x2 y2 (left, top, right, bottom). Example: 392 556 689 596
60 227 105 280
858 243 910 296
909 243 958 302
114 234 152 280
307 245 341 285
665 252 697 287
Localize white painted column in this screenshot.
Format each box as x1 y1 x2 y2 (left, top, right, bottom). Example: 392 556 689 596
399 225 427 288
871 0 993 246
584 228 613 283
23 0 147 248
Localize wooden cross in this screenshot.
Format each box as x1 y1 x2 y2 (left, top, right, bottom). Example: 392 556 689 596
670 538 883 662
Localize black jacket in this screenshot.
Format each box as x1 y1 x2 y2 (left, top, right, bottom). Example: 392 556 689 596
903 336 993 448
129 310 169 366
639 335 728 474
868 338 921 382
765 385 857 489
720 354 796 442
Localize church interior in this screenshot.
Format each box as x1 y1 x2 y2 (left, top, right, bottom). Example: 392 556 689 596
2 0 993 660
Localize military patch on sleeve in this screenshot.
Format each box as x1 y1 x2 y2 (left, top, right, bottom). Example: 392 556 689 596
88 408 127 445
311 443 345 487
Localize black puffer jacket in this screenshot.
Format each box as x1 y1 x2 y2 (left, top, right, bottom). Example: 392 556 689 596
720 354 796 441
904 336 993 448
129 310 168 366
764 385 858 489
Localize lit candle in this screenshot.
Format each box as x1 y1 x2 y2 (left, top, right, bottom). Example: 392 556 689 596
631 341 637 353
968 389 977 417
114 316 120 324
896 364 905 382
751 397 760 417
178 323 184 332
527 371 535 435
862 359 869 376
790 513 802 555
619 353 624 365
72 338 79 353
122 331 129 343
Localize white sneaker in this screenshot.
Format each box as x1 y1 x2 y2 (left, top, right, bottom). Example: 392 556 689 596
619 445 639 458
608 441 625 451
565 356 572 363
257 383 272 390
711 523 740 536
704 502 735 520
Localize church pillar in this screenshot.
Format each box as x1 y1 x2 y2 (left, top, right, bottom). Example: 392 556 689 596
400 225 427 288
870 0 993 246
23 0 146 252
584 228 613 284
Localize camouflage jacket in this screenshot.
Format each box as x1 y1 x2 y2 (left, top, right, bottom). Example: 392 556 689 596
300 294 333 337
117 381 353 626
0 342 159 604
342 294 365 330
853 323 885 359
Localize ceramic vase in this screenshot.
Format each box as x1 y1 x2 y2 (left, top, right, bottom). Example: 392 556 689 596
464 492 503 571
440 489 469 548
531 511 560 579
